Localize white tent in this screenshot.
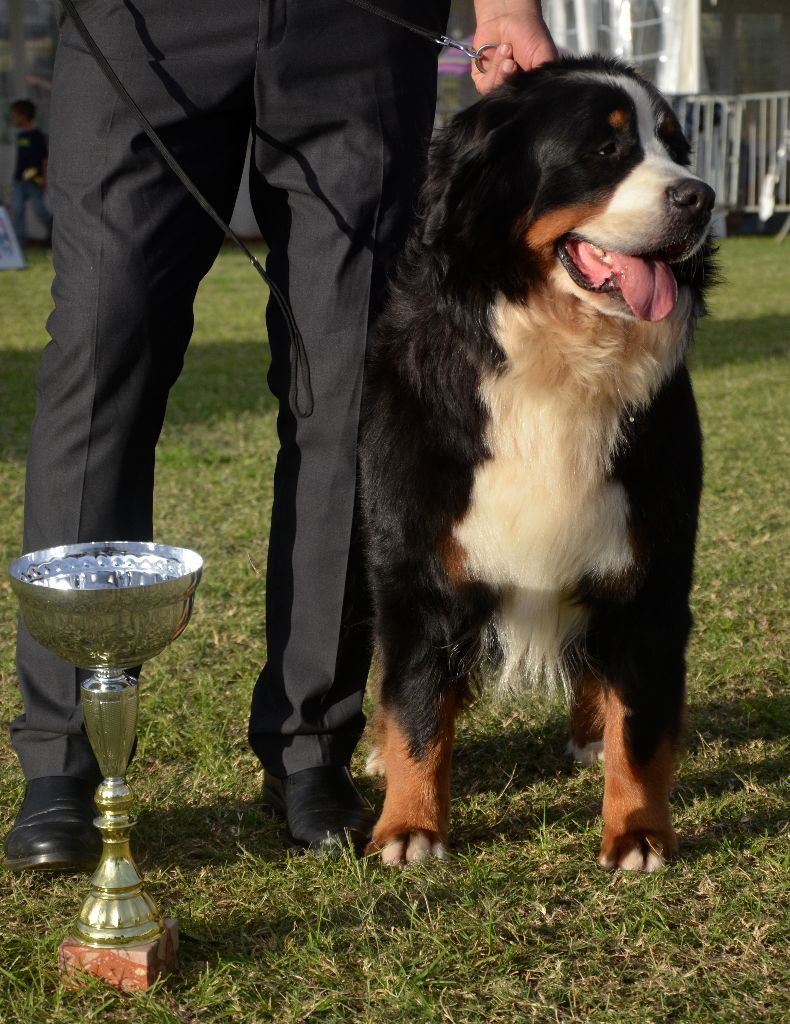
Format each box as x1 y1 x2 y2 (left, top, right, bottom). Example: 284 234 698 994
544 0 702 93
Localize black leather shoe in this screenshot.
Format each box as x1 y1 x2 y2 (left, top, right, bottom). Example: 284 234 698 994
262 766 375 852
3 777 102 873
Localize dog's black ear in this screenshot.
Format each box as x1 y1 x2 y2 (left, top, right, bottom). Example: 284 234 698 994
416 78 544 295
421 94 533 241
420 106 500 244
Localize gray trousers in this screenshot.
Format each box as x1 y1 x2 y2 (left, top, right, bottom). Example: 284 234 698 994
12 0 448 781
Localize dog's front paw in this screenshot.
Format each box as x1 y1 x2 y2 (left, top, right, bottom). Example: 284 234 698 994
369 829 448 867
598 827 677 872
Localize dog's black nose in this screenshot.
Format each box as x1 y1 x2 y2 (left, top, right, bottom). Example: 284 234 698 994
667 179 716 220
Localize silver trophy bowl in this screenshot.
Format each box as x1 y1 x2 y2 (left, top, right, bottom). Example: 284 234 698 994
8 541 202 952
9 541 203 669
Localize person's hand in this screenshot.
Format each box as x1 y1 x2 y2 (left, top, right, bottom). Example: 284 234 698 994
472 4 558 94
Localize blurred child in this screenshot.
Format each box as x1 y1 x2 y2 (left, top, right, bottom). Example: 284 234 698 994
10 99 53 246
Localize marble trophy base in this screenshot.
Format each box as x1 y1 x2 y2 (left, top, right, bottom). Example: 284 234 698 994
58 919 179 991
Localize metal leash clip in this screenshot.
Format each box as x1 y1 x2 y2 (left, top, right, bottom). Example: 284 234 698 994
435 36 499 74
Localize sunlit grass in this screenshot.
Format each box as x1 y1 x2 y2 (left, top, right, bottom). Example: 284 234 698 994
0 238 787 1023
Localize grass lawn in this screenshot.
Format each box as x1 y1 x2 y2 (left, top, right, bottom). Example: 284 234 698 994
0 238 787 1023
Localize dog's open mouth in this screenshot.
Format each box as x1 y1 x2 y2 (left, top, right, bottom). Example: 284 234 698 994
557 236 686 322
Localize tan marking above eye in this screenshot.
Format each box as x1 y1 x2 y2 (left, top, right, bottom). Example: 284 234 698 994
608 108 631 129
657 110 681 142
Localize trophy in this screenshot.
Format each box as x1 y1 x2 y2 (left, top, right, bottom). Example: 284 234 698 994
8 541 202 990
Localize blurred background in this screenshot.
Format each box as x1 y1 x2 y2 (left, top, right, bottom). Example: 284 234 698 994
1 0 789 240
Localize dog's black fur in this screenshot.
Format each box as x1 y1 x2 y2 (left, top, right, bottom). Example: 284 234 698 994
360 56 715 867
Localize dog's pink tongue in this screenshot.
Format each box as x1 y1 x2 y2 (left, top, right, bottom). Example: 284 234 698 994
609 250 677 321
569 241 678 322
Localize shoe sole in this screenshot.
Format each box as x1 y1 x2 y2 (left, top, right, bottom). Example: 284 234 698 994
3 852 98 873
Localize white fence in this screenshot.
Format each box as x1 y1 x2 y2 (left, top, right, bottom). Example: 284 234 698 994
671 91 790 215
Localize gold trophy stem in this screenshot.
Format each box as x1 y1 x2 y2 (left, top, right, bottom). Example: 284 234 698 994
75 669 163 947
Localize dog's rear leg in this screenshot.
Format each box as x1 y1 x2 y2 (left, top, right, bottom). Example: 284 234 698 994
368 688 459 867
567 669 606 764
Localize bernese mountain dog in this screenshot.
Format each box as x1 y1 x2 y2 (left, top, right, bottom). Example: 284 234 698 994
359 56 715 871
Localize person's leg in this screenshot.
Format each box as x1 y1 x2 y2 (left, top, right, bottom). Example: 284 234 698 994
7 0 257 870
247 0 449 843
10 180 27 244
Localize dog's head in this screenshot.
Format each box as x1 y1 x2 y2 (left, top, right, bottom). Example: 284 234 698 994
419 56 715 322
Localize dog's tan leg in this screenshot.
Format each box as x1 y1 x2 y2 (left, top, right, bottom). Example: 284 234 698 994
598 687 677 872
368 692 457 866
567 669 606 764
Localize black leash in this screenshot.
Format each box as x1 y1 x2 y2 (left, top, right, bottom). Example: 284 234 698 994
342 0 497 72
342 0 452 45
60 0 314 417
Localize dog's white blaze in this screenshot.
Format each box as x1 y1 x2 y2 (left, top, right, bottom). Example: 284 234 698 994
580 74 706 255
616 74 668 157
454 285 694 692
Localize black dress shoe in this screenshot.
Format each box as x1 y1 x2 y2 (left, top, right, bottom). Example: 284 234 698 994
3 776 102 873
262 766 375 852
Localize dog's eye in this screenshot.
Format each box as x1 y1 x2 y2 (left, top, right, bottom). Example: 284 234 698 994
595 141 618 157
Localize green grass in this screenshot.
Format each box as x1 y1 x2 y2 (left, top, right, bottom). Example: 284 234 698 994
0 238 788 1023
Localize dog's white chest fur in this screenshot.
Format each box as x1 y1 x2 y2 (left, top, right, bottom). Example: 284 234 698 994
455 395 632 592
454 357 632 688
453 289 691 687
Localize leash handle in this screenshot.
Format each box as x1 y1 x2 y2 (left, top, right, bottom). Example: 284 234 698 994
437 38 498 74
59 0 314 418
